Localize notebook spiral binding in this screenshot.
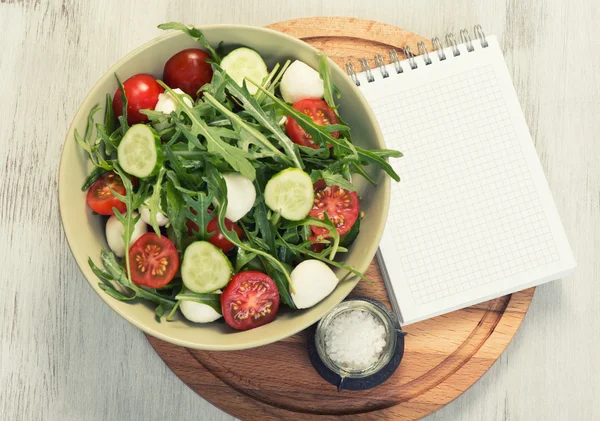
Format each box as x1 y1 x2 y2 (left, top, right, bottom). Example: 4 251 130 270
346 25 488 86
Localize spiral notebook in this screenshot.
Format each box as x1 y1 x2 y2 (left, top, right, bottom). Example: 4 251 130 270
347 27 576 325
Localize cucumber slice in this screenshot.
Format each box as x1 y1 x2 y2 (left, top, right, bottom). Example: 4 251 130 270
220 47 268 95
117 124 162 178
264 168 314 221
181 241 233 293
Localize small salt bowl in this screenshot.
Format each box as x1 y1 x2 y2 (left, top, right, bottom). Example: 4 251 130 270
309 297 404 390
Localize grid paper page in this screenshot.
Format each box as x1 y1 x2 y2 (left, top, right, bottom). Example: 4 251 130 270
371 65 558 304
359 36 575 324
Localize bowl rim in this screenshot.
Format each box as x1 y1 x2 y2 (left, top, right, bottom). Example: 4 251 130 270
58 23 390 350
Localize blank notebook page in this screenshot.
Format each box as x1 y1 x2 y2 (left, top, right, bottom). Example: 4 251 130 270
359 36 575 324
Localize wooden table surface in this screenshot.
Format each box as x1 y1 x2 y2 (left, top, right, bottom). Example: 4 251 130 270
1 1 597 420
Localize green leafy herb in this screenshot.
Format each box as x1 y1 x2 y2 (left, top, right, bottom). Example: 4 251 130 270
164 172 188 253
160 82 256 181
146 167 167 236
177 187 214 242
250 81 402 182
74 106 113 170
213 65 303 169
235 246 258 272
158 22 220 64
310 169 356 192
176 292 222 314
203 92 293 165
89 248 178 315
284 215 341 260
114 73 129 134
81 167 108 191
108 164 145 285
318 52 341 108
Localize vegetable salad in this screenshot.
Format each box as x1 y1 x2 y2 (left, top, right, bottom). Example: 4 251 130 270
78 22 402 331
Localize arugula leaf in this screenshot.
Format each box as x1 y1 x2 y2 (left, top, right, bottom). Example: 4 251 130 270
212 65 303 169
158 22 220 63
96 123 120 157
340 215 361 247
251 171 276 253
254 60 290 104
109 164 143 285
163 145 202 187
146 167 167 236
177 188 214 242
284 215 341 260
103 93 117 134
318 52 341 108
164 173 188 253
266 60 291 97
81 167 107 191
199 66 229 103
114 73 129 134
250 81 403 182
74 106 113 170
99 93 118 156
276 234 367 282
241 223 296 307
235 245 258 272
98 283 137 301
159 82 256 181
310 169 356 192
94 248 178 310
176 292 222 314
253 61 280 105
349 161 376 185
203 93 292 165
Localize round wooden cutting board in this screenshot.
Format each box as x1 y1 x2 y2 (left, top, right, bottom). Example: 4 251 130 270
147 17 535 421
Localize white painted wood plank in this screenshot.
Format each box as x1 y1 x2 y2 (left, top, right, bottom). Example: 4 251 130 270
1 0 597 420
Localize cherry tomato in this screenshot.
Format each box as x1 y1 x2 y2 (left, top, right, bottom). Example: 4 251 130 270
86 171 127 215
163 48 213 98
128 233 179 288
207 217 243 253
221 271 280 330
309 180 360 239
186 211 243 253
285 98 339 149
112 74 164 125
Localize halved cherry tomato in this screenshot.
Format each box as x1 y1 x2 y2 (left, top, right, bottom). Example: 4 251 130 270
221 271 280 330
128 233 179 288
285 98 339 149
309 180 360 239
86 171 127 215
112 74 164 125
163 48 213 98
186 211 243 253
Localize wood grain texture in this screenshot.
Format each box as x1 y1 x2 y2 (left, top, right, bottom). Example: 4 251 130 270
1 1 598 421
146 18 534 420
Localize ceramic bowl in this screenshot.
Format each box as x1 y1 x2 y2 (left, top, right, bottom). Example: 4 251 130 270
58 24 389 350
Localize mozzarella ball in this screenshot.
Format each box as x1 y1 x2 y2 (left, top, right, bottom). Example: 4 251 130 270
280 60 325 103
153 88 193 131
105 213 147 257
154 88 193 114
290 259 339 309
212 172 256 222
180 291 222 323
140 199 169 227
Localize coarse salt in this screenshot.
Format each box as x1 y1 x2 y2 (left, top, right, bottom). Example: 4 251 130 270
323 309 387 370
